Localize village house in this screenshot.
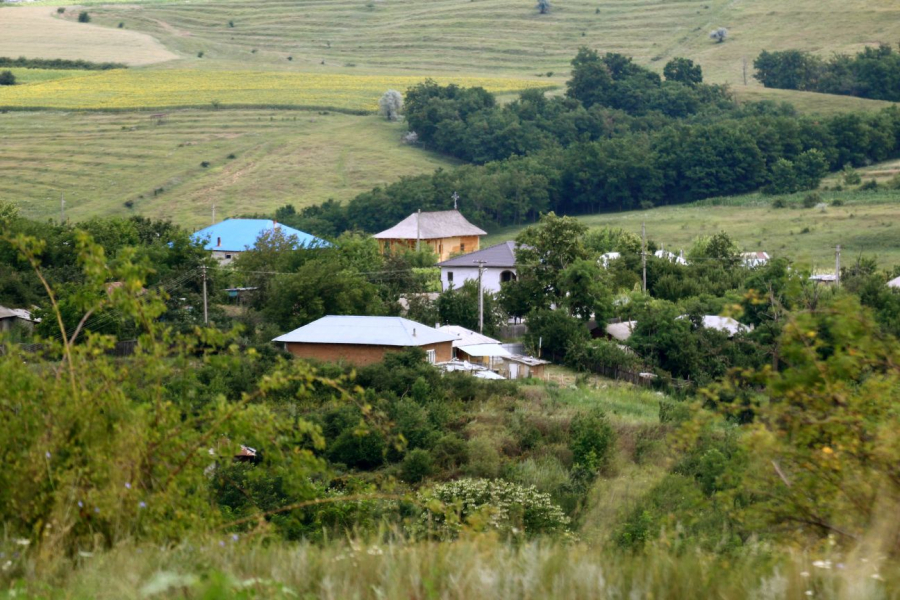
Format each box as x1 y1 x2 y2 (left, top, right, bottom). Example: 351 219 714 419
437 325 511 369
192 219 329 265
437 241 518 293
273 315 455 367
0 305 38 333
741 251 770 268
373 210 486 262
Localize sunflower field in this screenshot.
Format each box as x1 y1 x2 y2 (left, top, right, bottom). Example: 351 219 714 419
0 69 553 112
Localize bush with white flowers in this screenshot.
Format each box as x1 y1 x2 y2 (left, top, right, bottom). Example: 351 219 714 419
414 478 571 540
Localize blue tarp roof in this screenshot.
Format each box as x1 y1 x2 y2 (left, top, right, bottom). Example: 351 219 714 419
192 219 329 252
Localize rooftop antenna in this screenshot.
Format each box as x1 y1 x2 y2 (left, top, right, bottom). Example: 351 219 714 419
452 191 459 210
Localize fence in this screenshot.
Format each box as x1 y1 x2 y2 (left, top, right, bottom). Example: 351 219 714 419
1 339 138 358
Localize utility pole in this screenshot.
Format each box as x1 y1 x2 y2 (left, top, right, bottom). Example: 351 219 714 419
452 191 459 210
416 209 421 252
641 221 647 294
201 265 209 325
475 260 486 333
212 202 216 226
60 194 65 224
835 244 841 287
742 57 748 86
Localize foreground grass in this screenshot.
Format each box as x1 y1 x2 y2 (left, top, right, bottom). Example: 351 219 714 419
485 189 900 270
2 538 895 599
0 109 455 228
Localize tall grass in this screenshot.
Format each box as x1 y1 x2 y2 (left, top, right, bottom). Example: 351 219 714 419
2 537 895 599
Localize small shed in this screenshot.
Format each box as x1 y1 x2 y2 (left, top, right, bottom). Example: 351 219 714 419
501 355 550 380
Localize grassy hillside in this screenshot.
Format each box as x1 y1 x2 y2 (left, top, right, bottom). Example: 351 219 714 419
0 6 177 66
484 189 900 270
0 109 456 228
83 0 900 86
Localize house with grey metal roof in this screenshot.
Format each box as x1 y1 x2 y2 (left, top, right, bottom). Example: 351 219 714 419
373 210 486 262
273 315 455 366
436 241 519 293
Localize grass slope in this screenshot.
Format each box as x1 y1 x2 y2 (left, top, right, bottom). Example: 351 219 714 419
484 190 900 270
0 6 178 66
86 0 900 87
0 109 455 228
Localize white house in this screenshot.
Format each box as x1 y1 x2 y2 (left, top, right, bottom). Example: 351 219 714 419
741 252 770 268
437 241 518 293
888 276 900 289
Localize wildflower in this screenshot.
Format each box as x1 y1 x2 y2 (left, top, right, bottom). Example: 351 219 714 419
2 561 11 572
139 501 147 509
77 501 83 508
231 534 239 542
94 507 100 514
78 551 94 558
367 545 383 556
812 560 832 570
125 482 132 490
219 540 226 547
822 447 833 455
45 451 51 459
14 539 30 547
872 573 884 581
805 591 813 597
800 571 810 578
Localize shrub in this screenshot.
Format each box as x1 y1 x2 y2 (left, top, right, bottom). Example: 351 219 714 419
200 161 211 168
432 434 468 470
860 179 879 191
415 479 571 540
842 164 861 185
802 192 820 208
507 455 570 495
569 409 615 474
197 51 205 58
771 197 787 209
56 7 64 13
228 20 234 27
464 436 502 479
78 11 90 23
327 428 386 470
0 70 15 86
401 449 434 483
831 198 844 206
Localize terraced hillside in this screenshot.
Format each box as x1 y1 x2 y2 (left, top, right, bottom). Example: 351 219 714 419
87 0 900 86
0 110 455 227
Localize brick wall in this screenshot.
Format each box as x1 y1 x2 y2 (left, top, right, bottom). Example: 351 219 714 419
284 341 452 367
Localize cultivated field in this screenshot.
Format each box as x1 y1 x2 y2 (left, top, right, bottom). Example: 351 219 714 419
0 110 455 227
484 190 900 270
0 69 550 111
0 6 178 66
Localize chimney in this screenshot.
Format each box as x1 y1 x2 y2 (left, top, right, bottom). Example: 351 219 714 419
413 328 417 338
217 236 221 247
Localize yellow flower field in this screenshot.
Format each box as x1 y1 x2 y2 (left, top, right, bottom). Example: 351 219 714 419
0 69 553 111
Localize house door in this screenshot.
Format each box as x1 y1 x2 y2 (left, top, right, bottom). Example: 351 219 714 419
509 363 519 379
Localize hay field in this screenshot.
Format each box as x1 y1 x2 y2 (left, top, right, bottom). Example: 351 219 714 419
0 109 456 227
86 0 900 85
0 6 178 66
484 190 900 270
0 69 550 111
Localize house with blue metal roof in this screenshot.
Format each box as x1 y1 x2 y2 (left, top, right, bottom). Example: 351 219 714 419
192 219 328 264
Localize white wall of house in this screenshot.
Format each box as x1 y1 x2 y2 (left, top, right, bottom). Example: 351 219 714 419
440 266 516 293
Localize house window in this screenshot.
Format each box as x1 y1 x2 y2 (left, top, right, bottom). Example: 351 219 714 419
500 270 517 283
460 243 466 253
426 349 436 364
225 254 233 260
447 271 454 283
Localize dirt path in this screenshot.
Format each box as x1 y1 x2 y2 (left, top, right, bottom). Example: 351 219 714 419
0 6 179 66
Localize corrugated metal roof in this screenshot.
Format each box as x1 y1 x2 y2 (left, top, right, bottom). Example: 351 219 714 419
192 219 329 252
273 315 456 347
437 241 517 268
437 325 501 347
0 305 35 321
458 344 512 358
373 211 486 240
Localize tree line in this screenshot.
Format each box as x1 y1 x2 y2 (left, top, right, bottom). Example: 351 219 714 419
0 56 128 70
275 49 900 238
754 44 900 102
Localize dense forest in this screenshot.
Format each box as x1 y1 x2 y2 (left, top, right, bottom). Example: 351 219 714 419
271 49 900 238
754 44 900 102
